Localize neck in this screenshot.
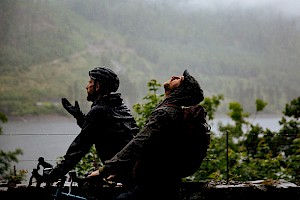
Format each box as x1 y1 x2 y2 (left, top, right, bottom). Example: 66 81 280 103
164 90 171 98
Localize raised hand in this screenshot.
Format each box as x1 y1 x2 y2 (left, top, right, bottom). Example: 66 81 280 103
61 98 82 119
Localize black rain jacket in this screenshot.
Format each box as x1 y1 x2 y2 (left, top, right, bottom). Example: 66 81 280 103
51 93 139 178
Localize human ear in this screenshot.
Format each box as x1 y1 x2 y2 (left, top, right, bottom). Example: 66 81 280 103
95 82 100 91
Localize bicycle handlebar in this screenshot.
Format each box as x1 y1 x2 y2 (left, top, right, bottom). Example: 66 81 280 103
28 158 124 199
52 171 122 200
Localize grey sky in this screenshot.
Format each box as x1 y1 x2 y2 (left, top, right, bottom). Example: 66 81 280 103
176 0 300 17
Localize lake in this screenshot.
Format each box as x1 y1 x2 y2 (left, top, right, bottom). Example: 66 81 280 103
0 115 282 181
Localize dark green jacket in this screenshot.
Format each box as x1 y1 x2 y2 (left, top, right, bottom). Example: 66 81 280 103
105 70 204 183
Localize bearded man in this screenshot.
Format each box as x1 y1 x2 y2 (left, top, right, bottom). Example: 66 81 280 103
47 67 139 183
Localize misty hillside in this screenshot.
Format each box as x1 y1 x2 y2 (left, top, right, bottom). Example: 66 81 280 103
1 0 300 116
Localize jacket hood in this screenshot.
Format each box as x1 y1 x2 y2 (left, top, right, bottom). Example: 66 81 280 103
162 69 204 107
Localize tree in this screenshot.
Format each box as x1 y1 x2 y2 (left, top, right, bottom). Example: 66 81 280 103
0 112 26 186
194 96 300 183
132 79 164 128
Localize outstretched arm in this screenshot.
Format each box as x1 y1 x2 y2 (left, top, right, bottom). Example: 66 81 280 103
61 98 85 128
47 120 96 182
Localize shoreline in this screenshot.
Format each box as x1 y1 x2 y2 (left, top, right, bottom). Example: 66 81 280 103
214 113 282 119
4 113 282 123
5 114 74 123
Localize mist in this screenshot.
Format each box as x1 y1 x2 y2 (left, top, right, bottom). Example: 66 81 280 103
1 0 300 116
160 0 300 18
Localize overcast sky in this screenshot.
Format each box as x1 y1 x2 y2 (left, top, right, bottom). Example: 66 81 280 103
175 0 300 17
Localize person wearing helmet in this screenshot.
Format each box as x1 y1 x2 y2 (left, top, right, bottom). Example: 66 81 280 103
37 157 53 171
46 66 139 184
88 69 204 200
28 157 53 187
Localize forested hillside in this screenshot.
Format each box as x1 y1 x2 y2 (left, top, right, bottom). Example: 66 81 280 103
1 0 300 116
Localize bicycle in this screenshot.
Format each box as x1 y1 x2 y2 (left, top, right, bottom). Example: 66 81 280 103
50 174 87 200
48 171 124 200
28 160 125 200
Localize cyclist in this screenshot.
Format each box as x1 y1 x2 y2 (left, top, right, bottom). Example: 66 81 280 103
46 67 139 185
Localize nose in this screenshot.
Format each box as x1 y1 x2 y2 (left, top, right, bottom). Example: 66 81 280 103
171 76 180 81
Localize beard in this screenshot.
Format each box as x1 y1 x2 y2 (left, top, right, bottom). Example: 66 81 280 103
163 81 172 96
87 89 98 102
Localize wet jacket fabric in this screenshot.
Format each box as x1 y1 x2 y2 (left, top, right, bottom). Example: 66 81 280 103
106 101 183 183
52 93 139 177
105 70 204 185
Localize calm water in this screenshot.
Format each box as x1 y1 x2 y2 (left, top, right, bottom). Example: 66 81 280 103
0 115 281 181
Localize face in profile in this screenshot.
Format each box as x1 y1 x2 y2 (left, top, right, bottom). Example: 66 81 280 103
86 78 99 101
163 75 184 96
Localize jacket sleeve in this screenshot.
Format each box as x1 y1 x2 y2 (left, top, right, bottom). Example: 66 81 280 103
51 109 103 178
104 107 171 171
76 113 86 128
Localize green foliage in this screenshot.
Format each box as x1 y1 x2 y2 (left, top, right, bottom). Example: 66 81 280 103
201 95 224 121
5 168 27 187
0 149 24 179
194 96 300 183
132 79 164 128
0 112 25 183
0 112 7 134
256 99 268 112
74 145 102 177
283 96 300 119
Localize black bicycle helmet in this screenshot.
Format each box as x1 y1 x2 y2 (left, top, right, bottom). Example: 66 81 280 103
89 66 120 92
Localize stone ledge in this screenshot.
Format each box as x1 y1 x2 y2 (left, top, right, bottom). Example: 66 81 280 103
1 180 299 200
180 180 300 200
